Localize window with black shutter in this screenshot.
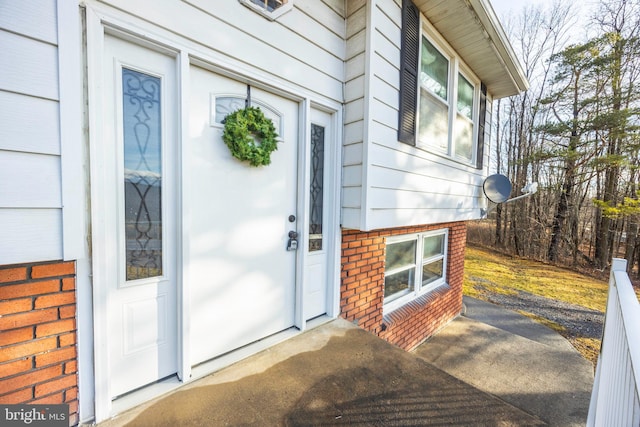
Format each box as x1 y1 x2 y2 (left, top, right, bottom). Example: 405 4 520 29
398 0 487 169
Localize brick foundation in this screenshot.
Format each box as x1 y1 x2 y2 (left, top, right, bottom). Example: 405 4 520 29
0 261 79 426
341 222 466 350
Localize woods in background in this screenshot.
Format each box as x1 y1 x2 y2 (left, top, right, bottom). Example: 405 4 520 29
471 0 640 275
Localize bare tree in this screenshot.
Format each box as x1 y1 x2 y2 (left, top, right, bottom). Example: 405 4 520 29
492 1 574 258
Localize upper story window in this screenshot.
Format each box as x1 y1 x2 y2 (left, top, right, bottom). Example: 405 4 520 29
239 0 293 20
398 0 488 169
455 73 476 161
421 39 448 100
417 33 480 165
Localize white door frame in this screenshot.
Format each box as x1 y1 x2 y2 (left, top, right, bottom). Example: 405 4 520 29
85 6 343 423
86 10 115 421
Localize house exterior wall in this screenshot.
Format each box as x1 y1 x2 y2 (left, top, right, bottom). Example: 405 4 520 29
341 0 494 232
0 2 85 424
343 0 367 228
91 0 346 104
340 222 466 350
0 261 79 426
0 0 521 423
0 1 63 265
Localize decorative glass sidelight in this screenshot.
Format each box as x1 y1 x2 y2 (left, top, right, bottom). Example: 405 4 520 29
122 68 163 280
309 123 325 251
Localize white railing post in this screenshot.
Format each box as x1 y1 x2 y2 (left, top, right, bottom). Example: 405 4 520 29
587 258 640 426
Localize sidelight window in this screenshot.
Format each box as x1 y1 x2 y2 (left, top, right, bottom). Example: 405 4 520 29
122 68 163 281
309 123 325 251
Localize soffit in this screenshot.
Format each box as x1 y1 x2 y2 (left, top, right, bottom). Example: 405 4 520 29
414 0 529 98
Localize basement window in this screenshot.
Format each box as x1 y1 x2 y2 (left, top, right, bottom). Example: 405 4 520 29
239 0 293 20
383 229 448 313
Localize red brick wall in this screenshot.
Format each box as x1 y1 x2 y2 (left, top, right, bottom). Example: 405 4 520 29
0 261 79 426
341 222 466 350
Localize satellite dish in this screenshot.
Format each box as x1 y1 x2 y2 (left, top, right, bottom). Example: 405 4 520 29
483 174 512 204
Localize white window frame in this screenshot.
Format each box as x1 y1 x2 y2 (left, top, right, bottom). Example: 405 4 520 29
417 22 480 166
238 0 294 20
383 229 449 314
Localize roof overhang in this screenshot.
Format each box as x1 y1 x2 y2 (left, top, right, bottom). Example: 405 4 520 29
415 0 529 98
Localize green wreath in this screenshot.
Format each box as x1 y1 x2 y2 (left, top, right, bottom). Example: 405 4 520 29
222 106 279 167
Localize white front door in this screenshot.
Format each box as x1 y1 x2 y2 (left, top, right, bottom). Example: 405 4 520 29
188 65 299 364
102 35 178 397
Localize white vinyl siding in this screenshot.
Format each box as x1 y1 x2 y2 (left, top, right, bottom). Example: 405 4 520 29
93 0 345 103
0 2 58 43
0 31 59 100
0 92 60 155
341 0 493 231
343 0 367 228
0 0 63 264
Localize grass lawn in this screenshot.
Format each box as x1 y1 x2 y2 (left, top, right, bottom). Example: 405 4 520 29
463 245 610 363
463 245 610 311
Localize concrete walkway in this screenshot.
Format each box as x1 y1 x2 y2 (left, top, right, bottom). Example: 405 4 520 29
414 297 594 426
98 298 593 426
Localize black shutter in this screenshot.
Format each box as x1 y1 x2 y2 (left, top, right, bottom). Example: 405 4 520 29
398 0 420 145
476 82 487 169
